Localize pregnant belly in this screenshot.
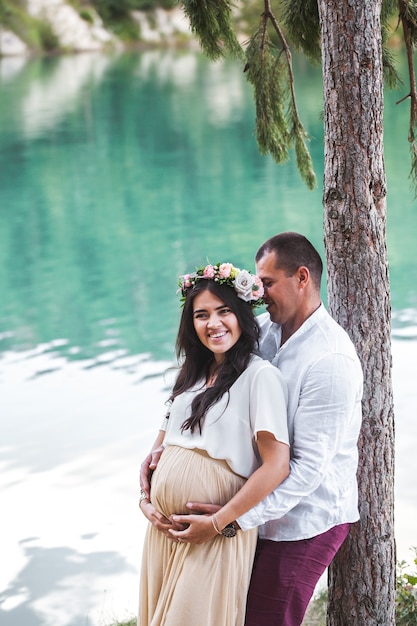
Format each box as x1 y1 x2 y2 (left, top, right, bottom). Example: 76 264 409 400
150 445 245 519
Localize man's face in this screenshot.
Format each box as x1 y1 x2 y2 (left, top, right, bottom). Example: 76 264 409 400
256 251 301 328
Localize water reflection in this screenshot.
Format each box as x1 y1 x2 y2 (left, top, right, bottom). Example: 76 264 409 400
22 55 112 139
0 56 27 83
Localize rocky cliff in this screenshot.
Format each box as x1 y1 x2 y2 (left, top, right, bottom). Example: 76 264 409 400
0 1 193 57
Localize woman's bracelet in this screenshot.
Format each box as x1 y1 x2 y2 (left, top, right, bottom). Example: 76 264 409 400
211 514 223 535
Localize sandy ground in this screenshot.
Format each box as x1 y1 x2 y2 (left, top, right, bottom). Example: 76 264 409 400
0 339 415 626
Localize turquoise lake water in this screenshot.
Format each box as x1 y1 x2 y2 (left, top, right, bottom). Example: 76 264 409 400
0 49 416 366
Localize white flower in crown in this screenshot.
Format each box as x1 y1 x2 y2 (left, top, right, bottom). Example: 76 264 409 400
234 270 256 302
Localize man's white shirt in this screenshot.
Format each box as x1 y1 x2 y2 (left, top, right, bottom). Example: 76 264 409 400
237 304 363 541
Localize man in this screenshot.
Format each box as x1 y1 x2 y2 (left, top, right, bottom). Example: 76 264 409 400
140 232 363 626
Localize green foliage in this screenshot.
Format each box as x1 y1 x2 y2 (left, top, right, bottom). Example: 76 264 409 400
300 549 417 625
397 547 417 625
381 0 402 88
382 43 402 89
396 0 417 194
0 0 59 53
382 0 401 32
178 1 316 188
180 0 243 60
280 0 321 64
91 0 153 18
132 0 174 8
0 0 25 13
410 140 417 197
0 0 19 29
400 0 417 47
37 20 60 51
302 587 327 625
79 8 94 23
245 19 316 189
281 0 401 86
89 0 143 40
291 111 316 191
89 0 174 41
183 0 417 192
89 0 174 32
245 30 290 164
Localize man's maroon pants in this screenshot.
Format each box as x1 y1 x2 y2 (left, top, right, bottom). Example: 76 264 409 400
244 523 351 626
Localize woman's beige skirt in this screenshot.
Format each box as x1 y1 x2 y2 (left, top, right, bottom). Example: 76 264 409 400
138 445 258 626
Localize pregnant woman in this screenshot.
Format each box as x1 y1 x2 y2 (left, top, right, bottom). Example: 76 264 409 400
138 262 290 626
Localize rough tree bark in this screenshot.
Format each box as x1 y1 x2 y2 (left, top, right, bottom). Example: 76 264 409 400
318 0 396 624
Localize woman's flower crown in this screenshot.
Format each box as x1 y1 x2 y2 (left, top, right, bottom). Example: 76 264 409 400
178 262 264 307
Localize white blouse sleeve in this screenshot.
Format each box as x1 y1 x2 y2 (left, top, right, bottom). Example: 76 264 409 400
249 363 289 445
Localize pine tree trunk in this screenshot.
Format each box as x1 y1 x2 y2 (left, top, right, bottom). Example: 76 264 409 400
317 0 396 624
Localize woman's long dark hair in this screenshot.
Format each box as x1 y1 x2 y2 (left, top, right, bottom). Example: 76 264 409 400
169 280 260 434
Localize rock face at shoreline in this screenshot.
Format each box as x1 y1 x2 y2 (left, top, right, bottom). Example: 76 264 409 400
0 29 28 56
131 7 192 45
26 0 115 52
0 1 192 57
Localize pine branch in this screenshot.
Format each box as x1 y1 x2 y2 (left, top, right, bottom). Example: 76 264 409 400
250 0 316 188
381 0 402 88
245 30 290 164
291 115 317 191
281 0 321 64
180 0 317 188
409 141 417 195
382 0 401 23
382 43 402 89
398 0 417 194
180 0 243 60
399 0 417 40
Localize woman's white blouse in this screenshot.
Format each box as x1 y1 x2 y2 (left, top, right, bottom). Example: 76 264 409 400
161 355 289 478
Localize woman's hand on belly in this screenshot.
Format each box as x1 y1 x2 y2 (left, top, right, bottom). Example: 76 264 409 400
169 512 219 544
140 500 183 538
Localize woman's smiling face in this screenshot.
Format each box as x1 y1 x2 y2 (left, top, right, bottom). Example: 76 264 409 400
192 290 242 362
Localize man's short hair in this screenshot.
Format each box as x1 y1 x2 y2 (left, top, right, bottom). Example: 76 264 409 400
256 232 323 290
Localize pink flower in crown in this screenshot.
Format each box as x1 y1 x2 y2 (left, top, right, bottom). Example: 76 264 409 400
203 264 215 278
252 275 264 299
219 263 233 278
182 274 193 288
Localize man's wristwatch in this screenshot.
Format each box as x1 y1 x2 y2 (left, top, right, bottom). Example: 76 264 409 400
221 522 237 538
212 515 238 538
139 488 150 508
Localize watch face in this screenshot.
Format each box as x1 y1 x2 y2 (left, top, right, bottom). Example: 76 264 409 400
221 524 237 538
